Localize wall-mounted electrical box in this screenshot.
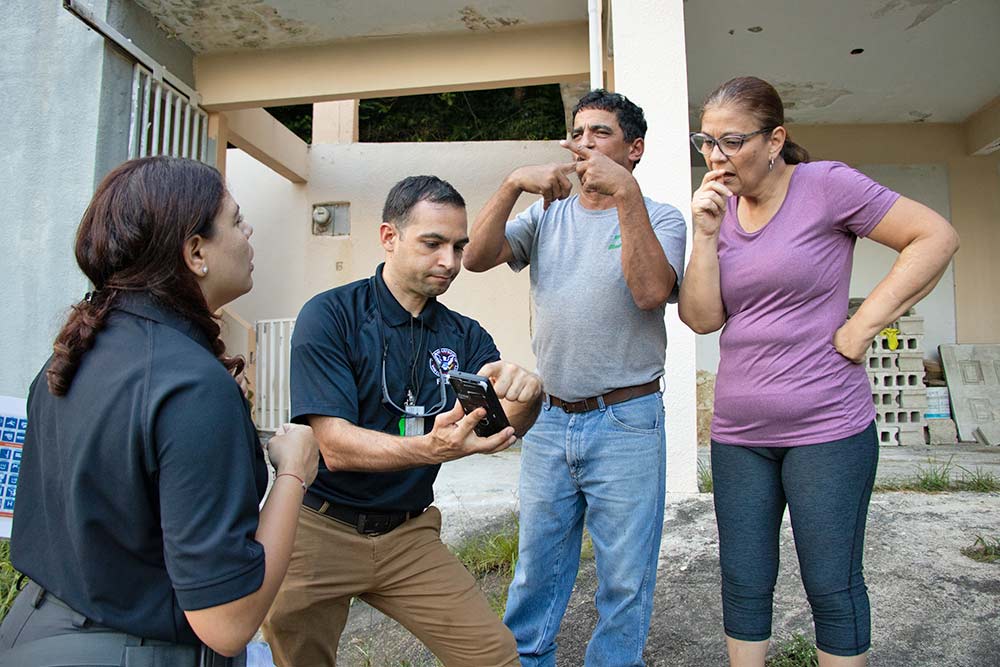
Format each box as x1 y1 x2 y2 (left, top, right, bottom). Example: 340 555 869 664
312 203 350 236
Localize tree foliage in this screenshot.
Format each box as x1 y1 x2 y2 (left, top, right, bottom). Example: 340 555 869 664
267 84 566 144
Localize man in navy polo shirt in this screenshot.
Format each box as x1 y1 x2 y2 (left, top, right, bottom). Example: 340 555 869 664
262 176 542 667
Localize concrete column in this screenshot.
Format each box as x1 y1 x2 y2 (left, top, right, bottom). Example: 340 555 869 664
313 100 359 144
611 0 698 493
207 112 229 178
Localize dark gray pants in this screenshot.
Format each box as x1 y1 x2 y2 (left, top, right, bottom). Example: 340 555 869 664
0 581 244 667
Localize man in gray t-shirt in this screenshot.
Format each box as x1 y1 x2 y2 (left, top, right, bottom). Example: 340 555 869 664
464 90 686 666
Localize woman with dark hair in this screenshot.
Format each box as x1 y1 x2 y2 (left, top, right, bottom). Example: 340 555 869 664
680 77 958 666
0 156 319 666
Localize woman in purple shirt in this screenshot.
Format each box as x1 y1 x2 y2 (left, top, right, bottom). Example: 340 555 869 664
680 77 958 667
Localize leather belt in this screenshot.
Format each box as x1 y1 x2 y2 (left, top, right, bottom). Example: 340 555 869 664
303 491 423 535
548 379 660 414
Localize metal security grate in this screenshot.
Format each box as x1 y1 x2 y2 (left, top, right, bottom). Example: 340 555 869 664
255 319 296 431
128 64 209 161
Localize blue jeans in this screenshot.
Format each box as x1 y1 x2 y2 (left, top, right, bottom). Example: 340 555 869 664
504 391 666 667
711 422 879 657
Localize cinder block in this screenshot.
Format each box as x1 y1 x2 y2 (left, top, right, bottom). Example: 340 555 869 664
871 333 923 354
867 354 897 371
897 316 925 335
896 353 924 372
898 428 927 446
974 423 1000 447
897 390 928 410
878 425 899 446
927 419 957 445
870 372 925 390
872 390 895 408
876 409 924 426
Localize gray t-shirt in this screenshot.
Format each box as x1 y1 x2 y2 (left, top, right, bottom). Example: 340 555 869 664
506 195 687 402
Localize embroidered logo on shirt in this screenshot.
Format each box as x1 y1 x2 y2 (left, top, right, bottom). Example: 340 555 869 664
608 233 621 250
429 348 459 377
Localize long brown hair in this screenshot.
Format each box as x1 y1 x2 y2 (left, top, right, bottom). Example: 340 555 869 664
702 76 811 165
46 157 245 396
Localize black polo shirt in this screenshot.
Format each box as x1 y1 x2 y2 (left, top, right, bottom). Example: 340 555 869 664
11 294 267 644
291 264 500 512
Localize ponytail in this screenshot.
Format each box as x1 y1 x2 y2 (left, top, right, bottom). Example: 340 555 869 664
781 137 810 165
46 290 118 396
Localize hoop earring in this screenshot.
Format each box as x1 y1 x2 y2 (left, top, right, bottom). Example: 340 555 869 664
768 156 775 172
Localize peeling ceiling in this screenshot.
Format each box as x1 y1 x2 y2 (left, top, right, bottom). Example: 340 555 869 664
134 0 1000 125
684 0 1000 124
134 0 583 52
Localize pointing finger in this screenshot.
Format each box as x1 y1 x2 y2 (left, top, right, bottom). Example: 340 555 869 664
559 139 592 159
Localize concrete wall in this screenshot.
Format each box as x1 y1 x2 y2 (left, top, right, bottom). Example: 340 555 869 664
0 0 108 398
226 141 573 369
1 0 198 399
693 163 958 372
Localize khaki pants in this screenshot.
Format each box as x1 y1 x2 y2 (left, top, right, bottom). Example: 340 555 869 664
262 505 518 667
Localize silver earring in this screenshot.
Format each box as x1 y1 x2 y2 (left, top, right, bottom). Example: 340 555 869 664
768 156 775 171
202 266 208 275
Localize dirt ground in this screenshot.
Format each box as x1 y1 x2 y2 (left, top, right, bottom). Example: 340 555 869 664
335 488 999 666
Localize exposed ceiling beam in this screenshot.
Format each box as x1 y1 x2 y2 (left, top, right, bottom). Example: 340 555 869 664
964 96 1000 156
224 108 309 183
195 23 590 110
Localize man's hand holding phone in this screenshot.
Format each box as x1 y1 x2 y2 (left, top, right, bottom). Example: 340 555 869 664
422 400 516 464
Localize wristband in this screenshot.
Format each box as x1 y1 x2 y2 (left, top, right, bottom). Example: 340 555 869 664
275 472 307 491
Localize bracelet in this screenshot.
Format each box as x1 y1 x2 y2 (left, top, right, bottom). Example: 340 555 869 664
274 472 307 491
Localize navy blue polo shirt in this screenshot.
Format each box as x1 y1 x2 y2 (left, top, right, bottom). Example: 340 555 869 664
291 264 500 512
11 293 268 644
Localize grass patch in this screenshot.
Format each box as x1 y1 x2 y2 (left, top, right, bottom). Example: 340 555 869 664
961 535 1000 563
0 541 23 624
874 458 1000 493
453 515 520 578
766 633 818 667
451 514 594 619
697 460 713 493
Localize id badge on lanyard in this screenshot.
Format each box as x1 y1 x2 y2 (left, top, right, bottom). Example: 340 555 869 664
399 390 424 437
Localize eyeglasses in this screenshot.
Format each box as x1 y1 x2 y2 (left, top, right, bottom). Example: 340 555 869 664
689 128 773 157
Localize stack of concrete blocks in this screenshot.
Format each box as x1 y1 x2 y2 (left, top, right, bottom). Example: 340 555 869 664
868 315 927 446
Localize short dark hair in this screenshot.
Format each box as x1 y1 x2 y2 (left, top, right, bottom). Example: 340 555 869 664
571 89 647 142
382 175 465 229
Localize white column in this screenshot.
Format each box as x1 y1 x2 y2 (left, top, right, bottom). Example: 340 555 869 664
612 0 698 493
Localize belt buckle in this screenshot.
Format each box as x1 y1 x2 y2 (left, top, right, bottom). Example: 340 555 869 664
357 513 393 535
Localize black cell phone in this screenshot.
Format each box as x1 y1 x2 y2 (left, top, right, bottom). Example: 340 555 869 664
446 370 511 438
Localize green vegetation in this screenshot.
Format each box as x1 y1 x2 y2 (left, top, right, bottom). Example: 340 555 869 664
697 459 713 493
766 633 818 667
961 535 1000 564
0 541 22 624
874 458 1000 493
451 514 593 619
267 84 566 144
453 514 520 578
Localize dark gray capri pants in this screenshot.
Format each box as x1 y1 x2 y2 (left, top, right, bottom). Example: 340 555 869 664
711 422 879 657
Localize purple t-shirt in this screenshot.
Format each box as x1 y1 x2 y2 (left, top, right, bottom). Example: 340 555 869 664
712 161 900 447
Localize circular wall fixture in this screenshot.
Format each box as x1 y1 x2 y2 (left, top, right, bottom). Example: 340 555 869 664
850 48 865 55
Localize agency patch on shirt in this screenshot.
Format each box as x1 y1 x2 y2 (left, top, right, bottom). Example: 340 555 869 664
429 347 460 377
